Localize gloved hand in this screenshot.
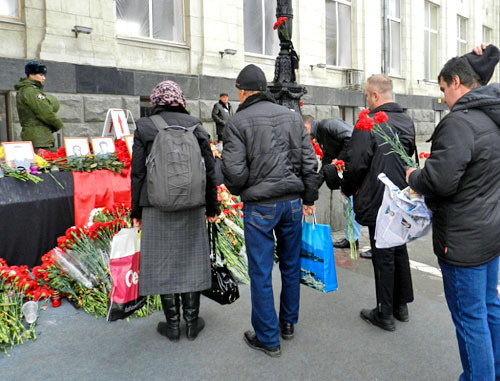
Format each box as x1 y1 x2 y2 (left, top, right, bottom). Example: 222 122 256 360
322 164 341 190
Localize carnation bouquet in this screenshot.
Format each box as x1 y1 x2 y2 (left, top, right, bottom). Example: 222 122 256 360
0 259 39 355
332 159 358 260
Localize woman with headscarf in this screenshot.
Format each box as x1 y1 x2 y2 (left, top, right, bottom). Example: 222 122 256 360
131 81 219 342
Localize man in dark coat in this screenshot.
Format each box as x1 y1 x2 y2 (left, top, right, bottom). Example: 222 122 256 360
407 44 500 380
341 74 416 332
303 115 352 166
211 93 233 142
303 115 362 251
222 64 319 357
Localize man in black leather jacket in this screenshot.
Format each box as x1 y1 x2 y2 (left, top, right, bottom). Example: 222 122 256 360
407 44 500 380
342 74 416 332
223 64 319 358
303 115 362 251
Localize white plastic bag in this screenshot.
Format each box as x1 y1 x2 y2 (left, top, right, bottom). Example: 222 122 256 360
375 173 432 248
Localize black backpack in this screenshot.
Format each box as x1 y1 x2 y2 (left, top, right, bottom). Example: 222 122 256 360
146 115 206 211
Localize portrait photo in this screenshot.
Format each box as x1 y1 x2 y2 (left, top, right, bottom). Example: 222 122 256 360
64 137 90 157
91 136 115 155
124 135 134 157
2 141 35 170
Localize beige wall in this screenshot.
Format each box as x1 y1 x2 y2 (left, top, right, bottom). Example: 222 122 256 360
0 0 499 97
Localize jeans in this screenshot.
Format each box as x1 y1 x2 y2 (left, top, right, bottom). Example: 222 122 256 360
345 196 361 241
368 226 414 316
439 256 500 381
243 198 303 347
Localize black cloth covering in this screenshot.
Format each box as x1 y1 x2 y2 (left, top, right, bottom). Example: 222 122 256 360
0 172 74 267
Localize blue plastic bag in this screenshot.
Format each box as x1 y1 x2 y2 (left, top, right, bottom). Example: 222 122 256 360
300 218 338 293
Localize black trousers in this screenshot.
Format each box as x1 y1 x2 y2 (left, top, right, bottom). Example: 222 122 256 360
368 225 414 316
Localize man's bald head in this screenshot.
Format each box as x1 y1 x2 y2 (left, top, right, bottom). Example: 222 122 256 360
365 74 393 110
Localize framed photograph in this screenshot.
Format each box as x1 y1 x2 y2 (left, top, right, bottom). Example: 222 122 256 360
91 136 115 155
2 141 35 170
64 137 90 157
124 135 134 156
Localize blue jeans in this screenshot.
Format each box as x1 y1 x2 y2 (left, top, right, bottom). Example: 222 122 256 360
243 198 303 347
345 196 361 241
439 256 500 381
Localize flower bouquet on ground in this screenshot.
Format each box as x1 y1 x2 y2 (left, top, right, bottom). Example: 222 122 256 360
332 159 358 260
215 185 249 283
0 259 39 355
33 203 161 318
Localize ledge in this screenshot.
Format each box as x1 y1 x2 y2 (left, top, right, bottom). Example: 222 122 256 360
116 35 189 50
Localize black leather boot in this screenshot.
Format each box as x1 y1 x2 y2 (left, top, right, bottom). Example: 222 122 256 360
181 292 205 341
158 294 180 342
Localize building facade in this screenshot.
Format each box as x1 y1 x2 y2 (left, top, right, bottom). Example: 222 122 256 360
0 0 499 144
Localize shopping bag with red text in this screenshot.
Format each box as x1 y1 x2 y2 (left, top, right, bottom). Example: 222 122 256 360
107 227 146 321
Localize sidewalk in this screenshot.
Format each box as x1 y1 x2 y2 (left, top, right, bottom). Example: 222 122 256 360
3 231 463 381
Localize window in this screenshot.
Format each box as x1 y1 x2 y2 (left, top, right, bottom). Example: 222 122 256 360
325 0 352 67
116 0 184 43
424 2 438 80
483 26 492 44
386 0 401 75
0 0 20 19
244 0 278 56
457 16 467 56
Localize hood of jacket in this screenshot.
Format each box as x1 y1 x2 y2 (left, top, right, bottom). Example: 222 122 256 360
237 91 276 113
370 101 405 115
452 84 500 127
15 77 43 91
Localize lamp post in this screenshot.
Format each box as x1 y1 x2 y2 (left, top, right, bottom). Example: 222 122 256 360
268 0 307 113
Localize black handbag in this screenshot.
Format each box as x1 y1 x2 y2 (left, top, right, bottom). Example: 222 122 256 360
202 223 240 305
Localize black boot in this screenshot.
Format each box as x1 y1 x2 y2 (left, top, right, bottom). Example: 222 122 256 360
158 294 180 342
181 292 205 341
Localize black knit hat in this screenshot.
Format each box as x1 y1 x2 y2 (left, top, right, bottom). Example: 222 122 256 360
464 45 500 85
25 61 47 76
235 64 267 91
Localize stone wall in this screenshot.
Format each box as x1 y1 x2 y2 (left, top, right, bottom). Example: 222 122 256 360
8 92 140 141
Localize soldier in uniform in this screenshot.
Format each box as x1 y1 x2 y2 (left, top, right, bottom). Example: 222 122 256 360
15 61 64 150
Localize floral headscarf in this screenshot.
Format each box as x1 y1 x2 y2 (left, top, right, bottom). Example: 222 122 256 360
150 80 187 108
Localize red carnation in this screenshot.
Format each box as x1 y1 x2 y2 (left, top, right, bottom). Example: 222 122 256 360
332 159 345 172
374 111 389 124
358 109 370 119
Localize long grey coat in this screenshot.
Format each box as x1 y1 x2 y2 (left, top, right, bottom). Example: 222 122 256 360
139 206 211 295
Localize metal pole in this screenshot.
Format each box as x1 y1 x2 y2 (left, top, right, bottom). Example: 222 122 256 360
268 0 307 113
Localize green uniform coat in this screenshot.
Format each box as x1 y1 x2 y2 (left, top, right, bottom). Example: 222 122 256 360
15 78 64 149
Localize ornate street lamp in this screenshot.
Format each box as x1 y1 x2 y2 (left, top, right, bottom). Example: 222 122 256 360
268 0 307 113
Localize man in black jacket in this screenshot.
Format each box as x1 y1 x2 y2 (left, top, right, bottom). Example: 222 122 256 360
211 93 233 142
303 115 362 251
407 45 500 380
342 74 416 332
222 64 319 357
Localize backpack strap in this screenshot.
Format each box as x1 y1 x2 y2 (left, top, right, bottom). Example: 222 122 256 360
150 114 169 132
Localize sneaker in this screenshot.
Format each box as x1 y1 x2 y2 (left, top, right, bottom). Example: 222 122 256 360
243 331 281 358
393 304 409 322
360 308 395 332
279 322 294 340
333 239 359 249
